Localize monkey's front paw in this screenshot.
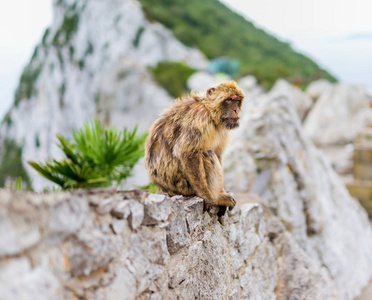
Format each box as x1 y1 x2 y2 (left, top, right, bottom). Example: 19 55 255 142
203 199 215 211
216 193 236 208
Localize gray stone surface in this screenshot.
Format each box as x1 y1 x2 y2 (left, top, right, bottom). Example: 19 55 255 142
0 188 371 299
224 93 372 299
270 79 313 121
303 83 372 145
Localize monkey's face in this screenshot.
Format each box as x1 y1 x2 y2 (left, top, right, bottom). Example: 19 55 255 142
221 95 243 130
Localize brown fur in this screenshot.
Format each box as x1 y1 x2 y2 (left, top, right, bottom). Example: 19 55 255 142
145 81 245 209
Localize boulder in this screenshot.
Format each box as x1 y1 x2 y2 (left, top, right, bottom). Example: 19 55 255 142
305 79 333 101
303 83 372 145
224 93 372 299
270 79 313 120
238 75 258 92
187 71 215 92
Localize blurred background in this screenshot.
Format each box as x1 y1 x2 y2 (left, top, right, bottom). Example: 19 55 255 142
0 0 372 196
1 0 371 120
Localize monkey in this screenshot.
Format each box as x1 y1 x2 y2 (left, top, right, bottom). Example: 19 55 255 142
145 80 244 210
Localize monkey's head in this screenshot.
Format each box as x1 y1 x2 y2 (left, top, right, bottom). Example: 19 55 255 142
205 81 245 130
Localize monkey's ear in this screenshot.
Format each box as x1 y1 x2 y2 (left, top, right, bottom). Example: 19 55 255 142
207 87 215 99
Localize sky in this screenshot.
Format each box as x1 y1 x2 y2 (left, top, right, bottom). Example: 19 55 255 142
1 0 372 121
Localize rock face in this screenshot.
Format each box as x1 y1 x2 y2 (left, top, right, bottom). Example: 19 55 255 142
305 79 333 101
303 83 372 145
0 0 206 190
0 188 362 300
224 93 372 299
270 79 313 121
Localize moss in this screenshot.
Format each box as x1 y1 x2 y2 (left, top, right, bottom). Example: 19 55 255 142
69 45 75 59
61 12 79 43
86 42 94 55
59 82 66 98
42 28 50 46
151 61 196 98
35 135 41 148
2 112 12 127
78 59 84 70
31 46 39 61
0 138 31 188
52 12 80 47
57 49 64 68
133 27 145 48
14 63 43 107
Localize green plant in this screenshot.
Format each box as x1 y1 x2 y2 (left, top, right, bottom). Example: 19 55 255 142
151 61 196 98
140 182 157 193
0 138 31 187
138 0 337 88
28 119 147 190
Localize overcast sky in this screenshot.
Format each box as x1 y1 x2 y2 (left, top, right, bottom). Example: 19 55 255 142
1 0 371 121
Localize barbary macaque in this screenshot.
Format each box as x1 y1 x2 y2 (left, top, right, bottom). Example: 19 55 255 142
145 81 244 209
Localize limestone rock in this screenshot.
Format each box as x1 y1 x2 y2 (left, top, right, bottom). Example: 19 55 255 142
238 75 258 92
187 71 215 92
303 83 372 145
305 79 333 101
270 79 313 120
224 93 372 299
0 188 371 299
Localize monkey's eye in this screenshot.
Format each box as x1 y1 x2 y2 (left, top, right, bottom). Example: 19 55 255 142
226 98 233 102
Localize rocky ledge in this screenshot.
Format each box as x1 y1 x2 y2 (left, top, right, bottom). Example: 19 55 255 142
0 188 365 300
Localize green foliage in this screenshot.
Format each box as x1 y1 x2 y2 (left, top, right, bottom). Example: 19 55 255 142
14 63 43 106
60 12 80 43
28 120 147 190
42 28 50 46
53 12 80 47
133 26 145 47
2 112 12 127
35 135 41 148
151 61 197 98
138 0 337 88
140 182 157 193
0 139 31 188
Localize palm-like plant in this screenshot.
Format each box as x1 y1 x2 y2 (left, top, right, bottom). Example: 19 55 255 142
28 120 147 190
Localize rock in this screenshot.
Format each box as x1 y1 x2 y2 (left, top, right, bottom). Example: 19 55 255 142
166 196 188 254
270 79 313 120
187 71 215 92
141 193 171 225
0 189 371 299
0 258 61 300
224 93 372 299
112 199 144 229
183 197 204 234
303 83 372 145
305 79 333 101
238 75 258 91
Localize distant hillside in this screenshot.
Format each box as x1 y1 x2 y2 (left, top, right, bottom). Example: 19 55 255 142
139 0 337 88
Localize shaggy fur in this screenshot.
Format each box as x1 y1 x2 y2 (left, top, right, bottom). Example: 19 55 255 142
145 81 244 208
